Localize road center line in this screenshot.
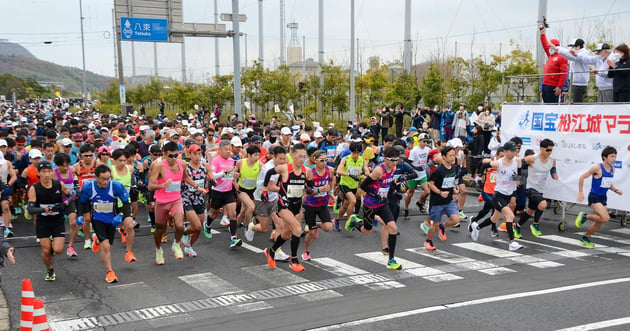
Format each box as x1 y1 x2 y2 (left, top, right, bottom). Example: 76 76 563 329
555 316 630 331
306 277 630 331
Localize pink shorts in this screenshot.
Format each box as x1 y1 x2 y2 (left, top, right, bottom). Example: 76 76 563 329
154 199 184 225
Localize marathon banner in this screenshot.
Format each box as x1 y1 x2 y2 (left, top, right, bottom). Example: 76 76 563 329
502 104 630 212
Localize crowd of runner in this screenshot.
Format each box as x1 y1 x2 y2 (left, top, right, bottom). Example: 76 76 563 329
0 101 621 284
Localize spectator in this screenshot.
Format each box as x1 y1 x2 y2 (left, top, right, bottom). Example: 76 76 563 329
442 106 455 141
607 43 630 102
453 103 469 139
411 107 425 131
393 104 411 138
560 43 614 103
427 105 442 142
565 38 590 103
539 25 569 104
375 107 393 142
477 105 496 154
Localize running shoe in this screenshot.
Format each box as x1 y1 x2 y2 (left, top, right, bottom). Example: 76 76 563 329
203 221 213 239
155 247 165 265
458 210 467 220
91 233 100 253
387 259 402 270
35 238 40 243
133 221 140 229
421 221 430 236
274 247 291 261
381 247 390 256
490 229 499 238
105 270 118 283
161 233 168 243
78 229 85 237
245 222 256 242
269 229 277 241
264 248 276 268
125 250 137 263
498 222 507 232
345 215 360 232
470 221 480 241
580 236 595 248
530 223 542 237
469 216 477 225
3 228 13 238
332 219 340 232
230 237 243 249
416 201 425 214
184 246 198 257
119 228 127 243
404 209 409 220
453 222 461 228
220 215 230 226
66 246 78 258
508 241 523 251
438 224 447 241
24 208 31 220
45 269 56 281
424 240 436 251
172 241 184 259
150 225 156 233
83 239 92 250
575 211 586 229
289 261 305 272
181 233 191 248
513 224 522 239
301 251 312 261
333 201 341 214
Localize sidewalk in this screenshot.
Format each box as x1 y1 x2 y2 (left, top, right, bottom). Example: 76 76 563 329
0 286 9 331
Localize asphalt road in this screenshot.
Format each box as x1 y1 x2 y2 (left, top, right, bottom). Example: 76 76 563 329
3 193 630 331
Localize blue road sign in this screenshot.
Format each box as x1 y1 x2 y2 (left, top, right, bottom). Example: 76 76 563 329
120 17 169 42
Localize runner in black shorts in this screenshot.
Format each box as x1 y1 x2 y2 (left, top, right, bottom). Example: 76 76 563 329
27 161 72 281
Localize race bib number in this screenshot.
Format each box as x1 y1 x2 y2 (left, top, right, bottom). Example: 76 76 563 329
441 177 455 189
194 179 205 188
40 204 58 216
601 177 613 188
223 171 234 181
94 202 114 213
326 149 336 158
287 184 304 198
166 181 181 193
377 187 388 199
534 172 548 183
348 166 360 176
241 178 256 188
489 172 497 184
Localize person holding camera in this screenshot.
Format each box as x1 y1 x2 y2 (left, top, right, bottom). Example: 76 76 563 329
539 25 569 104
476 105 495 154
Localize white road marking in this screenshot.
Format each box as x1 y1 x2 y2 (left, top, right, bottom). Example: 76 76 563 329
406 247 516 275
241 242 264 253
454 242 563 268
178 272 242 297
556 316 630 331
306 277 630 331
517 239 590 258
356 252 462 281
539 235 608 248
242 264 308 286
307 257 369 276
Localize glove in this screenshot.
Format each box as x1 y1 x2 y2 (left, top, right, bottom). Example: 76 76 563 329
52 203 66 214
208 179 217 187
305 186 315 195
261 189 269 203
350 174 361 182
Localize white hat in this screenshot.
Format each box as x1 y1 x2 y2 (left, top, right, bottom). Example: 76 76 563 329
230 136 242 147
169 130 179 138
0 140 7 147
139 125 150 132
447 138 463 148
314 131 323 138
300 133 311 142
280 127 292 135
29 149 43 159
291 125 301 132
61 138 73 146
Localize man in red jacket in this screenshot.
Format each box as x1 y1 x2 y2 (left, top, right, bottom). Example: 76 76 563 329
540 25 568 104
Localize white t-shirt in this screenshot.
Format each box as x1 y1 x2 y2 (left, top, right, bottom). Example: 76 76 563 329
409 146 431 179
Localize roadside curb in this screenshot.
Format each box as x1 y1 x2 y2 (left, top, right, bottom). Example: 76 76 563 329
0 284 10 331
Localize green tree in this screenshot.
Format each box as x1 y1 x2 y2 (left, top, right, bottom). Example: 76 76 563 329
357 65 389 117
320 61 349 118
495 45 538 102
241 61 266 112
387 72 420 111
419 64 445 108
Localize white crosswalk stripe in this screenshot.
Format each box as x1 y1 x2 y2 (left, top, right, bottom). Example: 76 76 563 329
517 239 590 259
355 252 463 282
179 272 242 297
539 234 608 248
453 242 564 268
306 257 369 276
242 264 309 285
406 247 516 275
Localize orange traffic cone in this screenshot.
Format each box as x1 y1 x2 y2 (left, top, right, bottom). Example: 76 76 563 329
20 279 35 331
32 299 50 331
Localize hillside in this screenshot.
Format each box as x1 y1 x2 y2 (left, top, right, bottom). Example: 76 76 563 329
0 41 113 93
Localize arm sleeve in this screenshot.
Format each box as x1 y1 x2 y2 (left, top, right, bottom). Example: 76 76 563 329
263 168 277 186
540 34 550 57
557 47 578 61
557 59 569 89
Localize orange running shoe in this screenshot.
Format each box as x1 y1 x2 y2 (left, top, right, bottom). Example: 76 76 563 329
125 251 137 263
91 233 100 253
289 261 305 272
424 240 436 251
264 248 276 269
119 227 127 243
161 233 168 243
438 224 447 241
106 270 118 283
498 222 507 232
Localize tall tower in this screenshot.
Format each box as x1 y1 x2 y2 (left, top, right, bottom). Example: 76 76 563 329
287 21 301 65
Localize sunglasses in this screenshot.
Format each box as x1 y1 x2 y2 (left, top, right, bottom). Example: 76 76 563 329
152 153 163 157
386 157 400 162
98 177 111 181
545 148 553 152
167 153 178 159
316 159 327 163
82 154 94 157
100 153 110 156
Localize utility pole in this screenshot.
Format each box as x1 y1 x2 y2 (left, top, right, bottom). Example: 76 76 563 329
154 43 158 77
258 0 263 65
349 0 355 119
79 0 87 104
403 0 412 73
318 0 324 112
536 0 548 72
232 0 242 118
280 0 286 66
214 0 220 76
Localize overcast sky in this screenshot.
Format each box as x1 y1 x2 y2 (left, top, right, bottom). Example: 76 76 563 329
2 0 629 83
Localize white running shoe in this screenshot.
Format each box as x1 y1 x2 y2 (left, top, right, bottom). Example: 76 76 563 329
220 215 230 226
274 247 290 261
508 241 523 251
470 221 480 241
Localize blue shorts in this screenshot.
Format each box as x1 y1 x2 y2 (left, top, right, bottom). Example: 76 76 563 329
588 192 607 206
429 200 459 223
